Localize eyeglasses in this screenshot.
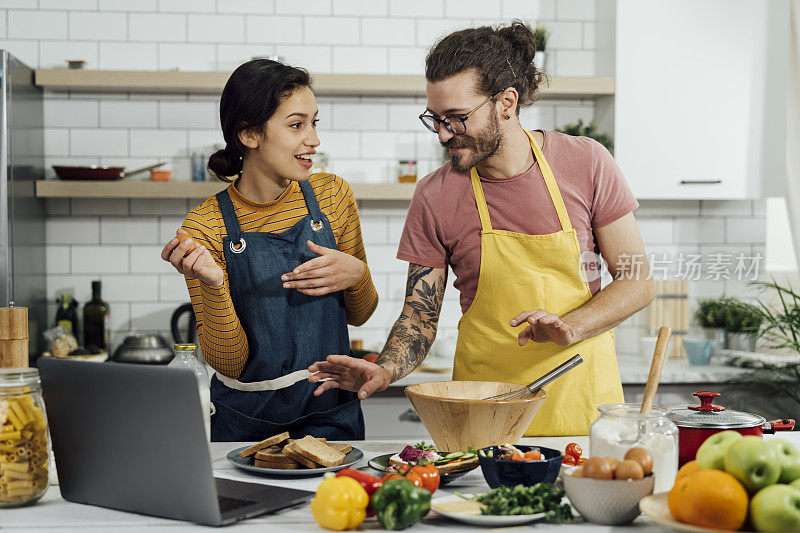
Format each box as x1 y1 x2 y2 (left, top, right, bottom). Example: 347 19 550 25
419 89 504 135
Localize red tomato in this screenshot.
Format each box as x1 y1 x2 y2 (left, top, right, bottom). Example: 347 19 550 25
565 442 582 459
577 457 588 465
562 454 576 465
523 449 542 461
382 467 423 488
410 464 440 494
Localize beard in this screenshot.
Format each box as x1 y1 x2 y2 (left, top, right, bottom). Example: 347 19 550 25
442 111 503 173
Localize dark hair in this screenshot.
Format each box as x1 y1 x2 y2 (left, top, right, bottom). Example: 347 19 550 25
207 59 311 182
424 20 548 114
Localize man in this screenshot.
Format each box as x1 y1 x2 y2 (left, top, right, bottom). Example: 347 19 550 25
308 21 654 435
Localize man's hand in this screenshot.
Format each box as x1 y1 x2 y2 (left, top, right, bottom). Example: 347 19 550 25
308 355 391 399
510 310 576 346
282 241 366 296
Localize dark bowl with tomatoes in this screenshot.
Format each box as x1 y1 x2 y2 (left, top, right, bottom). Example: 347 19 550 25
477 445 563 488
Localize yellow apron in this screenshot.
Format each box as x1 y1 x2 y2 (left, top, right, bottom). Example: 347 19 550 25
452 130 624 436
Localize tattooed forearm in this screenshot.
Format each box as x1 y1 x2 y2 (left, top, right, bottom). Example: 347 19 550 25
377 264 447 382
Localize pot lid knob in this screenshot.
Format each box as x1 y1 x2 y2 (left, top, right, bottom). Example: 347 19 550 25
688 390 726 412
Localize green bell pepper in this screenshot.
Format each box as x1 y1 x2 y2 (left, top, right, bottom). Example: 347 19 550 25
370 478 431 530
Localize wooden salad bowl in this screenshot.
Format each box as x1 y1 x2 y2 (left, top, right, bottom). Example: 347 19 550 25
404 381 547 451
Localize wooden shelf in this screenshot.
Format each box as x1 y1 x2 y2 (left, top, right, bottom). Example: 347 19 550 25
35 180 416 201
35 69 614 98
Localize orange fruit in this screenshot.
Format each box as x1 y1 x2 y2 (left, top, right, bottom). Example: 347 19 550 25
669 469 748 530
675 460 700 481
668 475 690 522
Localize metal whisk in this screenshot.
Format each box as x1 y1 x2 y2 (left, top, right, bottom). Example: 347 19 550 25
482 354 584 401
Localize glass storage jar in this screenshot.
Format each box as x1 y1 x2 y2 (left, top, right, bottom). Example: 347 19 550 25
0 368 49 507
168 344 211 440
590 403 679 493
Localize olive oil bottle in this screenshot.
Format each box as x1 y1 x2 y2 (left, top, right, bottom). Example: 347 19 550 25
83 281 110 351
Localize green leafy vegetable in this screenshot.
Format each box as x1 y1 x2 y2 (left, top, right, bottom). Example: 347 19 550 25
472 484 572 521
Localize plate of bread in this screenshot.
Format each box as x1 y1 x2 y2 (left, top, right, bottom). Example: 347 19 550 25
228 432 363 475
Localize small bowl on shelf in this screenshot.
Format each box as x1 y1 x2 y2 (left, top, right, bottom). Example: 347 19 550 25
562 470 655 525
477 445 563 488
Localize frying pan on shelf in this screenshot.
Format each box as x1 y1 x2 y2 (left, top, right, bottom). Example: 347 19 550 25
52 162 166 181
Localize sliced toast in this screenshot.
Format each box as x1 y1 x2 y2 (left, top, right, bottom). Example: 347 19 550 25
328 442 352 454
283 441 320 468
239 431 290 457
255 449 296 463
291 435 346 467
255 458 299 469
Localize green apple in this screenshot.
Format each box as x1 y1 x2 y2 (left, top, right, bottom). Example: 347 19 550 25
724 436 781 493
696 430 744 470
766 439 800 483
791 478 800 491
750 484 800 532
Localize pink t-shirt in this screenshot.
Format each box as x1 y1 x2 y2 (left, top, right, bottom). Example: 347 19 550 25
397 130 639 314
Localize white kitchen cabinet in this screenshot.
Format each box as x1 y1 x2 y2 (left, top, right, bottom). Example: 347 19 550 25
614 0 788 199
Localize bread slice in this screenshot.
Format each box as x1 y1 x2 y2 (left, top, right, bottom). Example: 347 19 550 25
436 456 479 475
239 431 290 457
287 437 327 445
255 458 299 470
283 442 320 468
328 442 352 454
255 449 296 463
291 435 346 467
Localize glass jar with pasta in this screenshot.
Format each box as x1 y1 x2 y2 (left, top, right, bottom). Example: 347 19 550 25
0 368 49 506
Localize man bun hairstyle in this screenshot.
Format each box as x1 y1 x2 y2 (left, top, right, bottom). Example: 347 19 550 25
208 59 311 182
425 20 547 114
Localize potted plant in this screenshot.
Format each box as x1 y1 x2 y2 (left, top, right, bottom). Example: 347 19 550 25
533 23 549 71
694 298 729 348
556 119 615 154
725 281 800 419
722 300 763 352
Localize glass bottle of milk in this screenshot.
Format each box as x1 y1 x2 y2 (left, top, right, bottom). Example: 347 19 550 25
169 343 211 440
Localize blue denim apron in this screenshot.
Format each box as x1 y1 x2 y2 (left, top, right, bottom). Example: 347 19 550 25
209 182 365 442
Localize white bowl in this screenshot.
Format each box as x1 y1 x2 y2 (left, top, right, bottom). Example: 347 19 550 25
562 472 655 525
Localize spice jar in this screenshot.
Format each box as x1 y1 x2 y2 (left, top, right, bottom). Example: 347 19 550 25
590 403 679 493
0 368 49 506
398 160 417 183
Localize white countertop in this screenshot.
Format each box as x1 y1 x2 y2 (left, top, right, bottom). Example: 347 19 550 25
391 354 751 388
6 433 795 531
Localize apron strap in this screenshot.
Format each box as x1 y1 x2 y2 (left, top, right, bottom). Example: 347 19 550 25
215 188 244 246
469 168 494 232
299 180 323 225
524 130 573 233
216 369 330 391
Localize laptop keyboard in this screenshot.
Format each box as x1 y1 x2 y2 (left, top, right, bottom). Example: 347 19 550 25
218 495 257 514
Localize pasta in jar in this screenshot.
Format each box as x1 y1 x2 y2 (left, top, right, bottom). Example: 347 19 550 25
0 369 49 506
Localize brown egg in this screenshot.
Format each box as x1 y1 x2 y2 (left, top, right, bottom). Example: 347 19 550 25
614 459 645 480
604 456 621 470
176 231 197 252
581 457 614 479
624 447 653 476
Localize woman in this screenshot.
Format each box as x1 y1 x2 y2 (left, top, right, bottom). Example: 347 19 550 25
161 60 378 442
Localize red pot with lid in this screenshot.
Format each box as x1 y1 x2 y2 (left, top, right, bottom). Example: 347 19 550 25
669 391 795 466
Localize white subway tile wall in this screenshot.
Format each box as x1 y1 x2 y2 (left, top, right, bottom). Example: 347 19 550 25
0 2 764 357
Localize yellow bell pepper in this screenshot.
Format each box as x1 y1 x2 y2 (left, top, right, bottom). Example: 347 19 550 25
310 476 369 530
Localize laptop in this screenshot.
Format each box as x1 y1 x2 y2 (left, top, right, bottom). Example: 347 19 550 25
38 358 314 527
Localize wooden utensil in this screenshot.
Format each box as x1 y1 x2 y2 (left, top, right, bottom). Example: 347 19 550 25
0 304 28 367
641 326 671 414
